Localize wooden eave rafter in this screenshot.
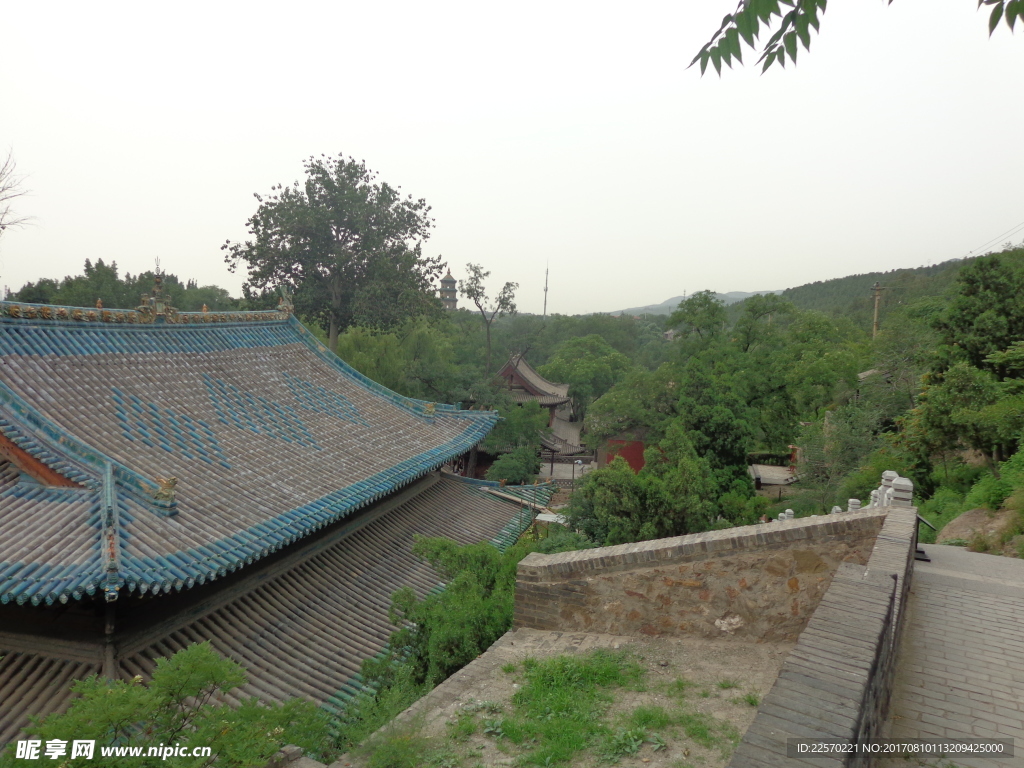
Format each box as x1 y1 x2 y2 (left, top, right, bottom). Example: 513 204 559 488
0 430 82 488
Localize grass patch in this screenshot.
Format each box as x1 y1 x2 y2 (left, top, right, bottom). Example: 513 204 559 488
361 724 434 768
716 679 739 690
597 727 647 761
446 712 478 742
628 705 673 731
742 692 760 707
665 677 699 698
358 651 748 767
478 649 645 765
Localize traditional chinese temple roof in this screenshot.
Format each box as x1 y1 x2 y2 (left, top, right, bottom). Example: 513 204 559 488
0 300 498 606
496 354 570 402
0 471 554 743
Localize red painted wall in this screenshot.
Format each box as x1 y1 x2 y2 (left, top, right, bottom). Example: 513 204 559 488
606 440 646 472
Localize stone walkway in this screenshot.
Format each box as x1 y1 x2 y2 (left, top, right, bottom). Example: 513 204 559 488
882 545 1024 768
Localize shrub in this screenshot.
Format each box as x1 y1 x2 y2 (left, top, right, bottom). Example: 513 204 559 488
965 473 1012 512
531 528 597 554
917 487 967 544
485 446 541 485
0 643 331 768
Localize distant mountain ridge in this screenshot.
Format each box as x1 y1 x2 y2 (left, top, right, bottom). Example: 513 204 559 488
611 290 784 316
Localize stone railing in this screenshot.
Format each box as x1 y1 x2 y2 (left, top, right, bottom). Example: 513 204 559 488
728 473 919 767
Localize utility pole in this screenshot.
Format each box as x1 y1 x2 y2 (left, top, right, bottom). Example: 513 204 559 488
871 281 885 340
542 264 549 319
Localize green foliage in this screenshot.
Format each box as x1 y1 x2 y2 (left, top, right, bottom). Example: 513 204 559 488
2 643 330 768
911 361 1024 468
934 253 1024 380
223 154 443 353
800 405 880 512
731 293 795 353
585 364 683 444
494 650 645 765
567 442 723 546
11 259 240 312
481 399 549 454
964 472 1013 512
361 725 434 768
674 361 754 487
333 665 427 752
539 335 634 417
838 439 927 508
485 446 541 484
364 538 531 690
629 705 673 731
667 290 727 340
598 727 646 760
333 318 461 401
531 528 598 554
694 1 1021 73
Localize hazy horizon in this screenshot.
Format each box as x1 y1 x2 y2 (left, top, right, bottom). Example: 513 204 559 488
2 0 1022 316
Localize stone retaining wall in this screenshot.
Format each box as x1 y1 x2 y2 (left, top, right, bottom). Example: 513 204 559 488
727 504 918 767
514 511 887 642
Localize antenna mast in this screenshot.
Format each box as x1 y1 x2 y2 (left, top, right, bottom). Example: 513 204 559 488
871 281 885 339
543 264 549 319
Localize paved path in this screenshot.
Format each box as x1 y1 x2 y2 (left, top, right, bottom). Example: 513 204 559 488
882 545 1024 768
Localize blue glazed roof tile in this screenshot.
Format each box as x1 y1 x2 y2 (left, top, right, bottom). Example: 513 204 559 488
0 305 498 605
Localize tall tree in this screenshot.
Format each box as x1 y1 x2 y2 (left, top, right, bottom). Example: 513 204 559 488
666 290 727 341
223 155 443 353
538 334 634 418
933 254 1024 380
458 263 517 374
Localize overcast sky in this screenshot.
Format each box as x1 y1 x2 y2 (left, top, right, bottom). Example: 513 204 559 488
1 1 1022 316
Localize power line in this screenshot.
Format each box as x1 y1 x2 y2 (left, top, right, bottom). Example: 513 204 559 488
961 216 1024 259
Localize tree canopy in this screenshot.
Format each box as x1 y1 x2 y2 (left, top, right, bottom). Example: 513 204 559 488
538 334 634 418
10 259 239 312
223 154 444 353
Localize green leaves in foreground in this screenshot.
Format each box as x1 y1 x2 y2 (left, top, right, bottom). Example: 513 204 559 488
692 0 1021 75
0 643 330 768
690 0 827 75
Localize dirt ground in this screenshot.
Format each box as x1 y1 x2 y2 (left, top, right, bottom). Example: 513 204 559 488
345 629 792 768
937 507 1022 556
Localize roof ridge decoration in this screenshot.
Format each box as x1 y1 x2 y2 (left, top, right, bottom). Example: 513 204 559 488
101 463 122 602
0 299 287 325
277 285 295 314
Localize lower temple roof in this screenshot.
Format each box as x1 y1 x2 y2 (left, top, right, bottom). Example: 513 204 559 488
0 472 553 744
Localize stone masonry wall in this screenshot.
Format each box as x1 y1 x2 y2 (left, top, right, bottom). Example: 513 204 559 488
727 504 918 767
514 511 887 642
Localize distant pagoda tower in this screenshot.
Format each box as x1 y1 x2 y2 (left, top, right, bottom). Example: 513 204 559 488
439 270 458 310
